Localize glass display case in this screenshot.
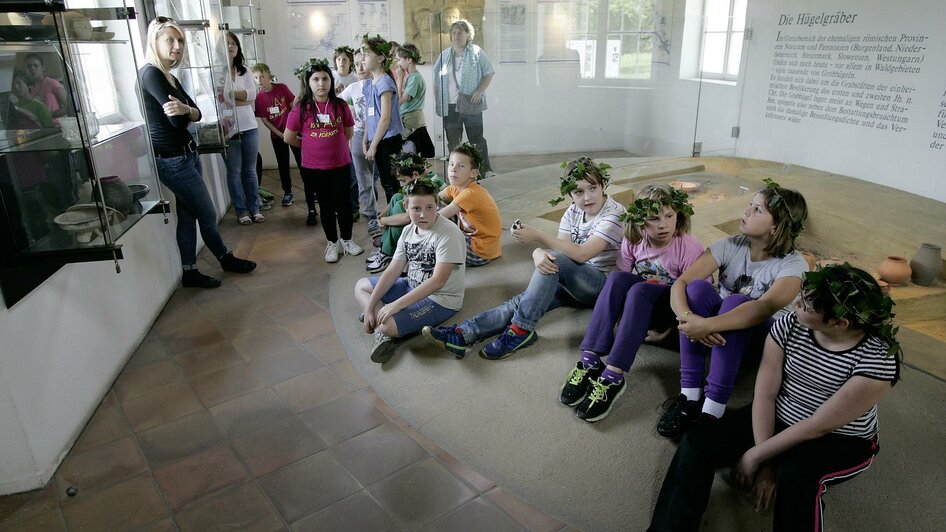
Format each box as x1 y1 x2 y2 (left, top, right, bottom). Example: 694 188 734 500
221 3 264 69
154 0 236 153
0 0 167 307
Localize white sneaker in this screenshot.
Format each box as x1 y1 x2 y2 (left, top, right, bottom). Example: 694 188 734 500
324 241 340 263
342 239 364 256
483 171 497 179
365 247 384 264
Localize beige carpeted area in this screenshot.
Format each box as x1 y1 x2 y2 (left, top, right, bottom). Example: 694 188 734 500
331 157 946 530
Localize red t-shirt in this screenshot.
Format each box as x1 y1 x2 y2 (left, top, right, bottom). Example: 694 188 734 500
285 100 354 170
254 83 295 139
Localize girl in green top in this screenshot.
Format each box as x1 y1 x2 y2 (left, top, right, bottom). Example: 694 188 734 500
395 43 434 157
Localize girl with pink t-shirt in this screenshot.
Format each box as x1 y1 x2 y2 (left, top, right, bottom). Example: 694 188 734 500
560 184 702 423
284 60 362 263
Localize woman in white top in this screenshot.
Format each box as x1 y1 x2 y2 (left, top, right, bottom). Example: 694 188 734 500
225 31 262 224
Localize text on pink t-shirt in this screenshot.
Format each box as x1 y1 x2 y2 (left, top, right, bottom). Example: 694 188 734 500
285 100 354 170
616 233 704 284
255 83 295 138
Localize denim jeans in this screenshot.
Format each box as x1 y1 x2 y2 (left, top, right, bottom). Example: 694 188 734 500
458 251 607 342
351 129 379 219
444 105 492 172
225 128 260 214
155 151 228 268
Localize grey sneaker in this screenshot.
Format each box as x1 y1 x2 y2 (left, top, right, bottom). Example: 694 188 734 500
342 239 364 256
370 332 398 363
324 241 340 263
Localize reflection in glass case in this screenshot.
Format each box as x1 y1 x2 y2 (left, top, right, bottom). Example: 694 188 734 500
0 0 166 307
221 3 264 69
154 0 236 152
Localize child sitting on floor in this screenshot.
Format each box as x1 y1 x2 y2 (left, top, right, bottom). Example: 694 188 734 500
649 263 901 532
561 184 704 423
423 157 624 360
354 178 467 364
439 142 502 266
364 153 444 273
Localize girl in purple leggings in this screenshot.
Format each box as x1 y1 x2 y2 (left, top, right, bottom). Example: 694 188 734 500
560 184 703 423
657 179 808 439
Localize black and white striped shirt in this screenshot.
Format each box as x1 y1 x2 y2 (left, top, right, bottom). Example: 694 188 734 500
771 313 898 439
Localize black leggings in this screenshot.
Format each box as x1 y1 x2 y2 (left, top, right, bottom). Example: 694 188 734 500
255 138 303 196
372 134 403 202
301 164 353 242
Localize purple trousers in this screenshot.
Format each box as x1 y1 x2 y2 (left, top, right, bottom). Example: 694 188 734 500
579 272 675 372
679 280 773 405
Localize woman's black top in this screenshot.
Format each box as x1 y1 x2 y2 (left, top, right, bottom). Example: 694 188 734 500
138 64 201 156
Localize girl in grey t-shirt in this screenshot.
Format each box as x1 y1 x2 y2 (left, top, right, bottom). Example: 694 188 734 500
658 180 809 439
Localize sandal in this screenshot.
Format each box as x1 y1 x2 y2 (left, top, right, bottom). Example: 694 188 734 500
252 212 265 223
238 215 252 225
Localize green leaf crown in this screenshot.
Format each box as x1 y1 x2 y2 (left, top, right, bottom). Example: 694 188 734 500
619 187 694 226
401 175 439 196
361 34 393 69
293 57 329 80
549 158 612 206
391 152 431 174
763 178 805 239
802 263 901 357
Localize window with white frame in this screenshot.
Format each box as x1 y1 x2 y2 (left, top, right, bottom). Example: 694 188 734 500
700 0 747 80
559 0 656 82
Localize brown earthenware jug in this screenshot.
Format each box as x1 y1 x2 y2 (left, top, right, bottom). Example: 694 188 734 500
878 256 911 286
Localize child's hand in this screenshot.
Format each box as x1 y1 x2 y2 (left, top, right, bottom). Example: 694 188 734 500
365 144 377 160
733 449 761 489
512 223 539 244
336 83 346 93
533 249 558 274
363 308 378 333
677 313 725 347
377 301 403 324
750 464 776 513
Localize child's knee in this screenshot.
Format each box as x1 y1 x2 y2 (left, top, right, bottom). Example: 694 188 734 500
355 277 374 295
377 318 400 337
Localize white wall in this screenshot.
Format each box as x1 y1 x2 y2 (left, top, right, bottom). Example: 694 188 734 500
736 0 946 202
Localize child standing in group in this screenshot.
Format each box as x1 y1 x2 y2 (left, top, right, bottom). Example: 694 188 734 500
650 263 900 532
364 152 444 274
283 58 363 263
355 178 467 364
424 157 624 359
332 46 358 93
341 50 383 238
252 63 305 209
657 179 808 439
395 43 435 157
561 185 703 423
439 143 501 266
361 34 404 201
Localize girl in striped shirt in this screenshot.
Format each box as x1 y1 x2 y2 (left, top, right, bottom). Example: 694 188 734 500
649 263 900 532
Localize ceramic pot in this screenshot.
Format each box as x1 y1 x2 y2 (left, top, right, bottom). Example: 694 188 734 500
910 243 943 286
878 256 911 286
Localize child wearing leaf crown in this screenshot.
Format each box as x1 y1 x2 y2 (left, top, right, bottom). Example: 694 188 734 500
657 179 809 440
284 58 360 263
395 43 435 157
650 263 900 532
332 46 357 93
361 34 404 201
423 157 624 360
439 142 502 266
561 184 704 423
355 178 467 364
364 152 444 274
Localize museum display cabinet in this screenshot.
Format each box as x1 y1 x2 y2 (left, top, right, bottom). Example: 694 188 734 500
0 0 167 307
153 0 236 152
221 3 264 69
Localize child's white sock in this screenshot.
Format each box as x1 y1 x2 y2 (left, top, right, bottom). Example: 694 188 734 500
681 388 702 402
702 398 727 419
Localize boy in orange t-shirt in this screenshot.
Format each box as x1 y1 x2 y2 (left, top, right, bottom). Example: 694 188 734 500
439 143 502 266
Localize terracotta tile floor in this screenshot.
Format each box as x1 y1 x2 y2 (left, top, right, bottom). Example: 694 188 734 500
0 153 641 531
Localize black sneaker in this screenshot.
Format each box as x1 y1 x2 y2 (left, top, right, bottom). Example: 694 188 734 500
656 394 701 439
576 378 626 423
559 362 604 406
218 252 257 274
181 269 221 288
306 211 319 226
370 332 398 363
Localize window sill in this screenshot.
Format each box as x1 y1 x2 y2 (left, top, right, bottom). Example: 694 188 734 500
681 77 737 87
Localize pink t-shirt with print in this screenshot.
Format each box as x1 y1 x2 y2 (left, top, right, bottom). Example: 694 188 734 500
616 233 704 284
285 100 354 170
255 83 295 139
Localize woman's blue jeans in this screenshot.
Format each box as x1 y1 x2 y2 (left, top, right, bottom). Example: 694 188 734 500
155 151 228 268
458 251 607 342
225 128 260 215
